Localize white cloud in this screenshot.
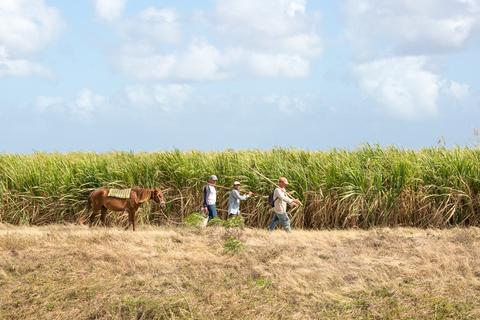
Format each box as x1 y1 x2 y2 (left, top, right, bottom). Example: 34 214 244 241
113 1 323 81
244 52 309 77
354 57 473 117
215 0 322 77
447 80 470 99
114 5 226 81
263 94 310 113
175 40 227 80
118 40 227 81
125 84 191 111
0 47 51 77
35 96 64 112
346 1 479 117
117 44 176 80
71 89 107 118
216 0 309 38
119 7 181 43
345 0 480 56
0 0 63 78
354 56 442 118
0 0 63 54
36 89 108 118
93 0 127 21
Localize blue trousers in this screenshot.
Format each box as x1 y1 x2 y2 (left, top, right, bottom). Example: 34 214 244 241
268 212 291 232
206 204 218 221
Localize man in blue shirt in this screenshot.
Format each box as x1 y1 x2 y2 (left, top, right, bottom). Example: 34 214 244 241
228 181 252 218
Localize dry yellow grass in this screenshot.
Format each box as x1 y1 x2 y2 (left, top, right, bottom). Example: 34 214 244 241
1 225 480 319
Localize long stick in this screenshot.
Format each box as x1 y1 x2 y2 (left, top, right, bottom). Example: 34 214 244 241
250 167 301 204
250 168 303 224
193 178 262 196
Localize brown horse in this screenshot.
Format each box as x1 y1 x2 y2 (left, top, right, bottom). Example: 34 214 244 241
86 187 166 231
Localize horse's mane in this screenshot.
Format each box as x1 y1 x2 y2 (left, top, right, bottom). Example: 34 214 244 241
133 187 152 203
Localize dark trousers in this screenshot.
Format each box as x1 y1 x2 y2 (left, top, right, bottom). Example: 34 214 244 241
206 204 218 221
268 212 291 232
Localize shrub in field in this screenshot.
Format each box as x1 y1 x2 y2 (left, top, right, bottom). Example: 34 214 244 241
207 217 224 227
223 236 245 253
184 212 206 228
223 216 245 229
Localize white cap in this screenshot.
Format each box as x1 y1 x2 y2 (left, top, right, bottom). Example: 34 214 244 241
209 175 218 181
233 181 241 186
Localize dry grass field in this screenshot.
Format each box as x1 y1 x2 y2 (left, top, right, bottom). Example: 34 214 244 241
1 224 480 319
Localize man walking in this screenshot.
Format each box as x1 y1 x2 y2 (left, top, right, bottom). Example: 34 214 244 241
228 181 252 218
268 177 301 232
203 175 218 221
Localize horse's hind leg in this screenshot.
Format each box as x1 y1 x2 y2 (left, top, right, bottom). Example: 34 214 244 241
89 208 99 227
100 207 107 226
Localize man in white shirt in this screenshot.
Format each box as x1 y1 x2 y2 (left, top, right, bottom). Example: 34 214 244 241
268 177 301 232
228 181 252 218
202 175 218 221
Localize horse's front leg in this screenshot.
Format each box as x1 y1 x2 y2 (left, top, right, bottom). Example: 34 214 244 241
127 209 136 231
124 211 131 231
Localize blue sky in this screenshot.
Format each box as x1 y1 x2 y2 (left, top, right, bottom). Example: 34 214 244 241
1 0 479 152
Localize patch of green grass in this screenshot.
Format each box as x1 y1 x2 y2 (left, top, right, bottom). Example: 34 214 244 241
223 236 245 253
113 295 193 320
223 216 245 229
429 297 473 320
207 217 224 227
254 278 272 289
44 302 55 312
184 212 206 228
373 287 394 298
342 287 477 320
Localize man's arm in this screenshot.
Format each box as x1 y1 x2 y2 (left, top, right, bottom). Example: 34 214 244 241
275 188 301 206
203 186 209 207
232 189 249 201
275 188 293 204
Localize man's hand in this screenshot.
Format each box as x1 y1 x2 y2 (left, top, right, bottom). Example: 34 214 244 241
202 206 208 214
293 199 302 206
247 192 253 196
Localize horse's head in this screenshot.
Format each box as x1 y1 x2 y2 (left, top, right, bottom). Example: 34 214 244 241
151 188 166 209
